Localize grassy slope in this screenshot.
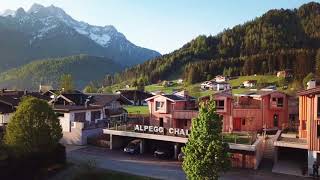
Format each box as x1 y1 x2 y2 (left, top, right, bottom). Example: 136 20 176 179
113 75 282 99
230 75 279 94
124 105 149 114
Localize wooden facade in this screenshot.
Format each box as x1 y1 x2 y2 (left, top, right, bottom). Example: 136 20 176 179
298 93 320 151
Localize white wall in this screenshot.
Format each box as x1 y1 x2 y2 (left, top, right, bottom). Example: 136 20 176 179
308 150 318 174
0 113 13 125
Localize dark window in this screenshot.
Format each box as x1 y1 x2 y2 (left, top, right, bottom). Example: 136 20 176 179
318 97 320 117
74 112 86 122
242 118 245 125
302 120 306 130
215 100 224 110
91 111 101 122
56 113 64 117
156 101 164 111
277 98 284 107
272 98 276 101
184 120 188 126
159 118 164 127
317 124 320 137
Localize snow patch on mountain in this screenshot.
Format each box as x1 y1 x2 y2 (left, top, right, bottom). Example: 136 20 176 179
0 9 15 17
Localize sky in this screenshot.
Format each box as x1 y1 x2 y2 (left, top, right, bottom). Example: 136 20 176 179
0 0 318 54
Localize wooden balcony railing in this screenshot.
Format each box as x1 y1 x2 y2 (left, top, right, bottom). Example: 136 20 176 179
233 102 261 109
173 110 198 119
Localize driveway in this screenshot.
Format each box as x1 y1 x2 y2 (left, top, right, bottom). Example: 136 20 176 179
67 146 307 180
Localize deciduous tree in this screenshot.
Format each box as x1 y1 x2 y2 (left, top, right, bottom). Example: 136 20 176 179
4 97 62 155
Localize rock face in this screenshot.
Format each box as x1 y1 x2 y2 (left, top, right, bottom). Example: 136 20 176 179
0 3 160 70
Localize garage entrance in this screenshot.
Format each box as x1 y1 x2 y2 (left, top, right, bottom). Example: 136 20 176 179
272 147 308 176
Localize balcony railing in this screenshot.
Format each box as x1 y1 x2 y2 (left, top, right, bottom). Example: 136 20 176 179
173 110 198 119
107 123 189 138
233 102 261 109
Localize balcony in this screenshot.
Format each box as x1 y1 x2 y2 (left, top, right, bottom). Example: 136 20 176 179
233 102 261 109
173 110 198 119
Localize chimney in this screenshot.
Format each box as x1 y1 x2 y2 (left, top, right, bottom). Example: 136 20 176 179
307 79 316 89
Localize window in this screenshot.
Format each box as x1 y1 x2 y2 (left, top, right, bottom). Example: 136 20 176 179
184 119 188 126
215 100 224 110
277 98 284 107
155 101 164 111
272 98 276 101
159 118 164 127
56 113 64 117
318 97 320 117
74 112 86 122
302 120 306 130
91 111 101 122
242 118 246 125
317 124 320 137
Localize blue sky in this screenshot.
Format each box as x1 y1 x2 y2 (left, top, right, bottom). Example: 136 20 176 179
0 0 318 54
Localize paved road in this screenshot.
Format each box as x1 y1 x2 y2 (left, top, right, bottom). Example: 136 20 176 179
67 146 307 180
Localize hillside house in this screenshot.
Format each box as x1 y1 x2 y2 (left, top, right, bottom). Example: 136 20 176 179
276 69 293 78
215 75 229 82
242 80 257 88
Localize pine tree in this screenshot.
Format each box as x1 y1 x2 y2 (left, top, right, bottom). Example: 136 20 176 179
182 100 230 180
59 74 74 92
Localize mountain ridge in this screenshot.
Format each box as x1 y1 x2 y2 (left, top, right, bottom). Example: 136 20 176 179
0 3 160 70
115 2 320 85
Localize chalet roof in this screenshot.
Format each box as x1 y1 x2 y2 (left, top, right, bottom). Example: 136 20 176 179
234 90 286 97
115 90 153 100
0 90 49 113
52 104 102 112
145 93 196 102
297 87 320 96
0 91 49 107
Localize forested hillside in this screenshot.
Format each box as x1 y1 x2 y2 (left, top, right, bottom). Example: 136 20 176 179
115 2 320 84
0 55 121 90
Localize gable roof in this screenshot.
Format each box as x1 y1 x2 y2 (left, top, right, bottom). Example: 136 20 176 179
0 90 50 113
88 94 132 106
234 90 286 98
145 93 196 102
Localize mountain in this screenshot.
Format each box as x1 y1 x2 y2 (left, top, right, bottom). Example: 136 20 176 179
0 55 121 90
116 2 320 84
0 3 160 71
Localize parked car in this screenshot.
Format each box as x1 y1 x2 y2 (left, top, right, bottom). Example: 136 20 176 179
154 147 172 159
178 152 185 161
124 139 141 154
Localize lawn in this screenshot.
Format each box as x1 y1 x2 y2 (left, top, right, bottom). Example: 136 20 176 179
229 75 279 87
73 170 155 180
124 105 149 114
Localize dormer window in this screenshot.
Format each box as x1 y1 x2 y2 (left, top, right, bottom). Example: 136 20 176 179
155 101 164 111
